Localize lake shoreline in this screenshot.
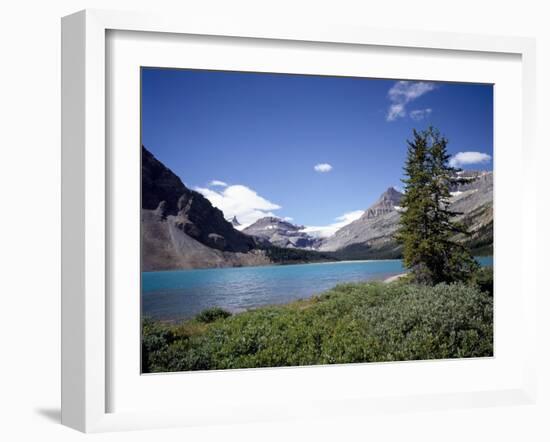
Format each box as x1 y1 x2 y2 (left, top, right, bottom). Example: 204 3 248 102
383 273 408 283
141 257 404 274
142 257 493 322
142 251 495 274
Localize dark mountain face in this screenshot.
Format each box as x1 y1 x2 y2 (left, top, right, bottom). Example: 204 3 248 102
142 146 256 254
142 147 188 215
243 217 321 249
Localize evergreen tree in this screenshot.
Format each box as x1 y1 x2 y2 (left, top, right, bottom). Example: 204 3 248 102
396 127 479 284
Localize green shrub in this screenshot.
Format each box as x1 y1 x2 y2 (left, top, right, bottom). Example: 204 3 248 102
141 317 176 372
142 281 493 373
195 307 232 323
471 266 493 296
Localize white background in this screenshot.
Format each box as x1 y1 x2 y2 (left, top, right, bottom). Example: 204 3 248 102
0 1 548 441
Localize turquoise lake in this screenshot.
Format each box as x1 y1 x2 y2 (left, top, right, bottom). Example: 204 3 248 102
142 256 493 321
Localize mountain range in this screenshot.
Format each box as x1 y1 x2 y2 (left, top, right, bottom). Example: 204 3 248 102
142 146 493 270
319 171 493 258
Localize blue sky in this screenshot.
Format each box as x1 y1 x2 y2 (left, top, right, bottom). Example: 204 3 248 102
142 68 493 235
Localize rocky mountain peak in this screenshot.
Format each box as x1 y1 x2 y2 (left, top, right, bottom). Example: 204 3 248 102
362 187 404 220
229 216 241 227
379 186 403 202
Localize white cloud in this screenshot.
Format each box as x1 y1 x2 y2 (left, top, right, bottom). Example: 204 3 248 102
209 180 228 187
387 104 406 121
386 81 436 121
449 151 492 168
409 108 432 121
314 163 333 173
195 184 281 227
389 81 436 102
301 210 364 238
282 216 294 222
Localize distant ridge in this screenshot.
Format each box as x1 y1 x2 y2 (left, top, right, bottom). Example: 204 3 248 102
243 217 321 250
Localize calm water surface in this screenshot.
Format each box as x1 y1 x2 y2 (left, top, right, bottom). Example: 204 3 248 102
142 256 493 321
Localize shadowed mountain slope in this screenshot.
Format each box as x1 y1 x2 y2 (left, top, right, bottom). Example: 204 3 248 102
142 146 256 254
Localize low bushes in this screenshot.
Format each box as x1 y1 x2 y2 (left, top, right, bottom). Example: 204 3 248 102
195 307 232 323
471 266 494 296
142 280 493 373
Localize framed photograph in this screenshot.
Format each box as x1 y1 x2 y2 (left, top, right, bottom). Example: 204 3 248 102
61 9 538 432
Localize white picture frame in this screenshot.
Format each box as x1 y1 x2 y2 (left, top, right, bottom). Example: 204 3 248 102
61 9 538 433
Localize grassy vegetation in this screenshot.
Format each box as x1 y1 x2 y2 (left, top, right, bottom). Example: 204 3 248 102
142 270 493 373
